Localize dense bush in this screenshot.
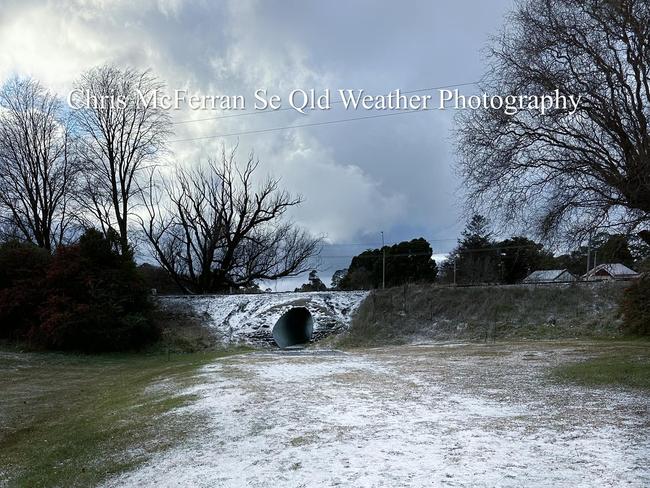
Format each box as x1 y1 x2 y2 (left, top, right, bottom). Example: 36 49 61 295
0 230 159 351
0 242 52 340
37 230 159 351
620 275 650 336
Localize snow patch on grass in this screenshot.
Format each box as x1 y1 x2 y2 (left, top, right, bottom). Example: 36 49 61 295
105 344 650 488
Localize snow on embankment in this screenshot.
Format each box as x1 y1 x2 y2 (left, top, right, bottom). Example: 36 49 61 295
158 291 368 346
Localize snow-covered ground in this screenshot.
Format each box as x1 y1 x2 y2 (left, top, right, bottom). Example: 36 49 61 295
159 291 368 345
106 343 650 487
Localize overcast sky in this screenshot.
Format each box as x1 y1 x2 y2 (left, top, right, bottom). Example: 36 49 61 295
0 0 514 289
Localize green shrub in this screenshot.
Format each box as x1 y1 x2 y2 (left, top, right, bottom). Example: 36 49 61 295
620 275 650 336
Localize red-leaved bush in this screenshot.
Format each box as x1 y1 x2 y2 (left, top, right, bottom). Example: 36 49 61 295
0 230 158 352
0 242 51 341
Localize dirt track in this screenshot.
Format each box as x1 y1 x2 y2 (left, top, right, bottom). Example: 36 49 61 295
106 343 650 487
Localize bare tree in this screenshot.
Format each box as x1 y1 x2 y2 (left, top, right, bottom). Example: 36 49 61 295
71 65 171 255
0 77 78 250
457 0 650 245
140 148 321 293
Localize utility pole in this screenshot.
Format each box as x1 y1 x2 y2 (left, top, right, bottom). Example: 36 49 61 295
586 234 592 274
453 258 457 286
381 231 386 289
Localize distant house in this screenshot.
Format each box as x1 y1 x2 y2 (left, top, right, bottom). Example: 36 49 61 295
583 263 640 281
523 269 577 283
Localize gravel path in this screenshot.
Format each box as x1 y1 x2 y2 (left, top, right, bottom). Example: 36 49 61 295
106 343 650 487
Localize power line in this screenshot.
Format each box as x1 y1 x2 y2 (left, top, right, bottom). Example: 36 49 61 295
319 243 545 259
170 108 431 143
324 238 458 246
168 81 481 142
171 81 479 125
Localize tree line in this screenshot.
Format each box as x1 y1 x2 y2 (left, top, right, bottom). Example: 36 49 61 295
0 67 320 351
0 67 320 293
439 215 648 285
329 214 648 291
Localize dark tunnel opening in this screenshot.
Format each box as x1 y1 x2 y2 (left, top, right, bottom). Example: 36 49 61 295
272 307 314 348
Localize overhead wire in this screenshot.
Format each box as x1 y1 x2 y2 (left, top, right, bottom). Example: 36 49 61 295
170 81 479 125
169 81 480 142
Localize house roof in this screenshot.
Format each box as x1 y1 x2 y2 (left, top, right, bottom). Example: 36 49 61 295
523 269 572 282
584 263 639 278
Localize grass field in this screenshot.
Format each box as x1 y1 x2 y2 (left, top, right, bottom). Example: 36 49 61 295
105 341 650 487
0 349 241 487
551 344 650 390
2 340 648 487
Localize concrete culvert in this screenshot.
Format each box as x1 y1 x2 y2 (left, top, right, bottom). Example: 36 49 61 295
272 307 314 348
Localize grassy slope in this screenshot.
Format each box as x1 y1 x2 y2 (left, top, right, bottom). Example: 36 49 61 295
0 350 237 487
339 282 627 347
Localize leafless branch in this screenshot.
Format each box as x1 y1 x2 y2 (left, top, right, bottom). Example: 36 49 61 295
139 148 321 293
0 77 80 250
457 0 650 246
71 65 172 255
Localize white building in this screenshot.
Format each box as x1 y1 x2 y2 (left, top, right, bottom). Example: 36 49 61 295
523 269 577 283
583 263 640 281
